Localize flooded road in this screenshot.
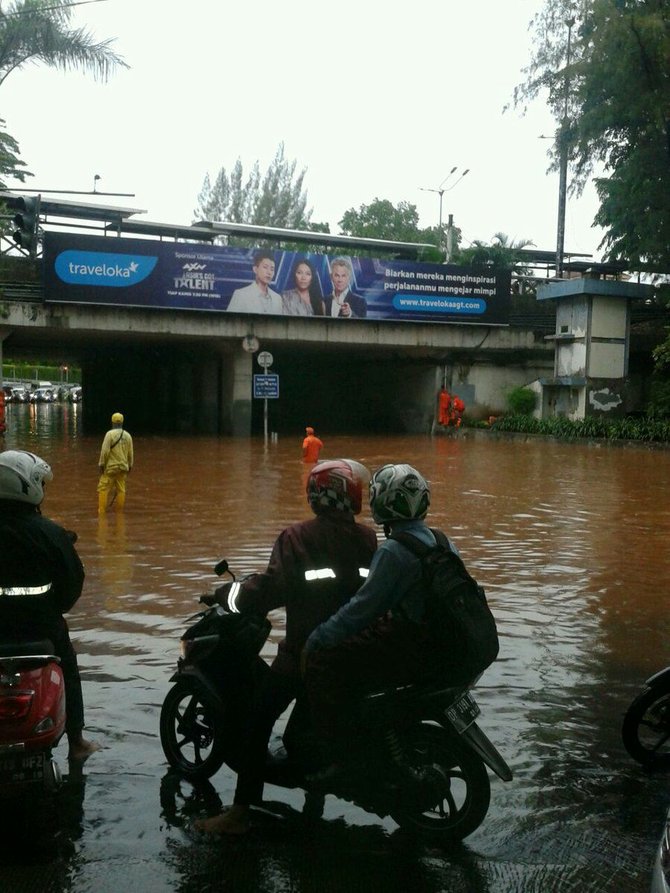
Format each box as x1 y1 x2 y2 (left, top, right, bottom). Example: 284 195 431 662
2 402 670 892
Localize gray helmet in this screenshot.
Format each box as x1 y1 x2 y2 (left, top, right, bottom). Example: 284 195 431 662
369 463 430 524
0 450 53 505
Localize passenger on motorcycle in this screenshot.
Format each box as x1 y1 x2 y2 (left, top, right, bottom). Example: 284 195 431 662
303 463 458 762
0 450 100 760
195 458 377 835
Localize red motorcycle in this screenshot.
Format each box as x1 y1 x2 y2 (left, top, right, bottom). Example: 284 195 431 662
0 638 66 799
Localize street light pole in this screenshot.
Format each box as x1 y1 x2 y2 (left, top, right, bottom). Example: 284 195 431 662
555 16 576 278
420 167 469 258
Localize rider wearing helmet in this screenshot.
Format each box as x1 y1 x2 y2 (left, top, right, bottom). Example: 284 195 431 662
196 458 377 835
0 450 99 759
303 463 457 753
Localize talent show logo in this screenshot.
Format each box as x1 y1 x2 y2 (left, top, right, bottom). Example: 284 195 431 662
173 261 216 292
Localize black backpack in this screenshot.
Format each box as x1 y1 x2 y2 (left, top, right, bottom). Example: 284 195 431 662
390 528 499 681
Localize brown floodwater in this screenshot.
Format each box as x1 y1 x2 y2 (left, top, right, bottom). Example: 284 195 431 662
2 401 670 892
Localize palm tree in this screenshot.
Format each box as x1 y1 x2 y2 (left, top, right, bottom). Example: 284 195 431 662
0 0 127 87
455 232 535 270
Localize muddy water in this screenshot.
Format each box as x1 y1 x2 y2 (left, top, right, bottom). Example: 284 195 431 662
2 402 670 892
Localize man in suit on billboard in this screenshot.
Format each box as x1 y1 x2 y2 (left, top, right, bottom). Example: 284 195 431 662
323 257 367 319
227 250 283 315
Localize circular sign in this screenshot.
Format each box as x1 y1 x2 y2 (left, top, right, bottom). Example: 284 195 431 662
257 351 273 368
242 335 259 353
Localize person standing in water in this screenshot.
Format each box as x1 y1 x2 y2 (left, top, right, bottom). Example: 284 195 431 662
97 412 133 514
302 426 324 464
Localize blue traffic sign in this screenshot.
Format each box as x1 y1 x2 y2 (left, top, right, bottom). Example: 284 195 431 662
253 374 279 399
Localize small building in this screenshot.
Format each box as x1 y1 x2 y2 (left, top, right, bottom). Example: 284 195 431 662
533 275 652 420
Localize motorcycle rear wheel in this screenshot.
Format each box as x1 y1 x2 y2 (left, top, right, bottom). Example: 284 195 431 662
622 685 670 768
160 679 227 780
390 723 490 843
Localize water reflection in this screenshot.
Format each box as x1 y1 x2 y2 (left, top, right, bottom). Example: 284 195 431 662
1 406 670 890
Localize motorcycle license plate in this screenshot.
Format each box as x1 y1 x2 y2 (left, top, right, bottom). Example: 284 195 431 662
446 691 480 733
0 751 46 785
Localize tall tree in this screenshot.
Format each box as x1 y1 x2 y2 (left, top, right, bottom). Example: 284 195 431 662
338 197 446 260
0 117 29 188
0 0 126 185
0 0 127 87
515 0 670 268
454 232 535 269
194 143 325 231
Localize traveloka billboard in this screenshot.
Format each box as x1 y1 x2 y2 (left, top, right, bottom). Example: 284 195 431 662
43 233 511 325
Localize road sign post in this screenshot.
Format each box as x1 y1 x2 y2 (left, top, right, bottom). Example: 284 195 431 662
256 352 276 443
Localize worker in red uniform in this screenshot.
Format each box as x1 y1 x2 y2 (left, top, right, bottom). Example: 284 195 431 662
450 395 465 427
302 426 324 463
438 388 451 427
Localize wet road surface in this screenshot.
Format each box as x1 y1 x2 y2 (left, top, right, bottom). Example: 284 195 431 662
1 403 669 891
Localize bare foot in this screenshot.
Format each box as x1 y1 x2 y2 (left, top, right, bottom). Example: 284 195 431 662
68 737 102 761
194 805 251 836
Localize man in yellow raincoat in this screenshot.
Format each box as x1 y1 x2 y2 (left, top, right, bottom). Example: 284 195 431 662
97 412 133 513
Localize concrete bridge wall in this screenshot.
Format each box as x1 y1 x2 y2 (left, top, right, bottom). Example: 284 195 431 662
0 299 554 434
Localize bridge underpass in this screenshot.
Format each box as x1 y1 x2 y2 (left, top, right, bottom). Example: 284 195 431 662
0 298 555 436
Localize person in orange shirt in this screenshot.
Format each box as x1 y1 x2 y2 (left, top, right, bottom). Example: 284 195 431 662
302 426 324 463
438 388 451 427
451 395 465 427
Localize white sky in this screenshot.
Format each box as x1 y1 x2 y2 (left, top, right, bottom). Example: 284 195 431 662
2 0 606 260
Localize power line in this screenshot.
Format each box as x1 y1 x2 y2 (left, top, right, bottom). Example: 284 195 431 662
0 0 108 19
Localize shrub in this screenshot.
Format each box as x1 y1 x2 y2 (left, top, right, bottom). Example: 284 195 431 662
506 386 537 415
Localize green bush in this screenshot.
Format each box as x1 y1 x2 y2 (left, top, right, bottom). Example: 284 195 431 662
506 386 537 415
493 414 670 443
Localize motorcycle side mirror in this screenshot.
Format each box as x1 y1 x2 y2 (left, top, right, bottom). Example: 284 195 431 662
214 559 230 578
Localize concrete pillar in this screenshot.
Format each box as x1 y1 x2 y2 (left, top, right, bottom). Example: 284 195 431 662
231 350 252 437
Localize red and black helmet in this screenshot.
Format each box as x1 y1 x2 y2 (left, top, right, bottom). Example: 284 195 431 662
306 459 370 515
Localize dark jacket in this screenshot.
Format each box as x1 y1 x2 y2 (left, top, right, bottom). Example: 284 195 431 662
323 291 367 319
233 511 377 678
0 500 85 632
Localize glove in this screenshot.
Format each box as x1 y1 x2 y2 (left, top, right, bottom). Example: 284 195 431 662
199 594 216 607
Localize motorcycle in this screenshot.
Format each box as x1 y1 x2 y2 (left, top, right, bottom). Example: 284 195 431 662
159 560 513 843
0 637 65 799
622 667 670 768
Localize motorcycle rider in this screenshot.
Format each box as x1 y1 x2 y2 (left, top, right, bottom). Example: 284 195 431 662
195 458 377 835
0 450 100 760
303 463 459 762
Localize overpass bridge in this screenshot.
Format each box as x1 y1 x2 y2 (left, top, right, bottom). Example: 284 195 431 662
0 289 555 435
0 198 559 435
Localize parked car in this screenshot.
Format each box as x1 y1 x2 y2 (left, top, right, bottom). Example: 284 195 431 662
651 807 670 893
68 386 82 403
30 387 56 403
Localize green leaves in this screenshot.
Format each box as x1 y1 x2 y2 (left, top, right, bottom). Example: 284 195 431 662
493 413 670 442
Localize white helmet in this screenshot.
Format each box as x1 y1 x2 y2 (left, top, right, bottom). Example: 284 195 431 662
0 450 53 505
369 463 430 524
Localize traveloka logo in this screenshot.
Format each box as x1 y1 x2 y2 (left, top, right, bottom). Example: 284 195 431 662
55 250 158 288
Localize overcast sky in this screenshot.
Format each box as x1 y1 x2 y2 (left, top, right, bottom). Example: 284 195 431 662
2 0 606 260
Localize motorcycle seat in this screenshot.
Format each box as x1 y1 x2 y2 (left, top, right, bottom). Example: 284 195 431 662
0 639 56 659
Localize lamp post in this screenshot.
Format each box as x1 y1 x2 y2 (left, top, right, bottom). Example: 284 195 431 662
555 16 576 277
420 167 470 256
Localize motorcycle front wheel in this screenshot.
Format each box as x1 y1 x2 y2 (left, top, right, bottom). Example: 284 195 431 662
622 685 670 768
160 679 227 780
390 723 490 843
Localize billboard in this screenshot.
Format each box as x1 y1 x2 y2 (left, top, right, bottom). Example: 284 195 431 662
43 233 511 325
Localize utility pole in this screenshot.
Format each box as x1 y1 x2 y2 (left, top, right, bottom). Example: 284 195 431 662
556 16 576 278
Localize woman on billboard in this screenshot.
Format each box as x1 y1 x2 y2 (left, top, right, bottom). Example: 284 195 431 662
281 258 325 316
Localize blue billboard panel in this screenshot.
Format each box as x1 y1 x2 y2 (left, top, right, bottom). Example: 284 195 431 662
43 233 511 325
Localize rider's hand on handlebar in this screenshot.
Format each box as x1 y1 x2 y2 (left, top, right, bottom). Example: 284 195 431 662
199 594 216 606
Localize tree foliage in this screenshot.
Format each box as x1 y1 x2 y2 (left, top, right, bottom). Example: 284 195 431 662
515 0 670 268
194 143 327 233
0 117 30 188
0 0 127 87
337 197 448 260
454 232 535 270
0 0 126 188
